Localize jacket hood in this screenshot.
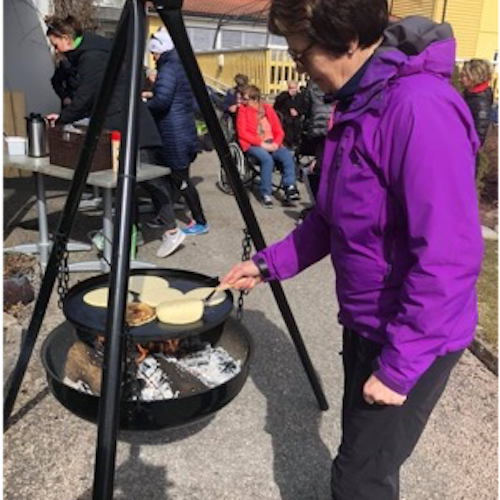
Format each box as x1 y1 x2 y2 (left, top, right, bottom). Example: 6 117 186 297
66 32 110 63
381 16 455 79
344 17 456 117
382 16 453 57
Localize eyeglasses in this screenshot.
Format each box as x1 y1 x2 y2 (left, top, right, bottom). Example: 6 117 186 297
287 41 316 65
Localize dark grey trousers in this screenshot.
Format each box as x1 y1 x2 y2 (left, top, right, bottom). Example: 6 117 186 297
332 328 463 500
139 148 176 230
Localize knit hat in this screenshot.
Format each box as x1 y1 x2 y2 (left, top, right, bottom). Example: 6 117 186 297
148 31 174 54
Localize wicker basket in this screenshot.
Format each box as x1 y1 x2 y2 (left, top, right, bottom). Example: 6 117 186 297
48 126 112 172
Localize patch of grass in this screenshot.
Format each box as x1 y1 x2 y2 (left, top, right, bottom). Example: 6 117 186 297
477 239 498 349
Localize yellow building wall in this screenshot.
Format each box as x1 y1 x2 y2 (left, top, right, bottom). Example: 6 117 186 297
391 0 435 18
196 50 269 92
445 0 484 60
392 0 498 62
475 0 498 61
145 15 307 96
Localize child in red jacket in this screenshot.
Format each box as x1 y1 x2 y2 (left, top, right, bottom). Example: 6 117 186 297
236 85 300 208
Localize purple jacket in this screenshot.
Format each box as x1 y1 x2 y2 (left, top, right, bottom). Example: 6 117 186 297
254 18 483 395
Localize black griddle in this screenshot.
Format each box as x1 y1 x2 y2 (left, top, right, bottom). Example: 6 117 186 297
63 269 233 342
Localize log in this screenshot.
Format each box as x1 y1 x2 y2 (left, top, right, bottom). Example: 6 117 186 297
157 356 208 395
65 341 103 395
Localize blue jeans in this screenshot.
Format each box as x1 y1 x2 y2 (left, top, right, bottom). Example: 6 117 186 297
247 146 296 197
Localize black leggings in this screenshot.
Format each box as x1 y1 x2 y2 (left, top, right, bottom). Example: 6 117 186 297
139 148 176 230
168 168 207 226
332 329 463 500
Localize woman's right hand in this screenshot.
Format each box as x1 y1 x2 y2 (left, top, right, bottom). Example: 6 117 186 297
45 113 59 126
220 260 262 291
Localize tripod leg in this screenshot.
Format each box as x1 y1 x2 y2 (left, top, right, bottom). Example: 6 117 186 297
153 1 328 411
92 1 145 499
3 4 132 430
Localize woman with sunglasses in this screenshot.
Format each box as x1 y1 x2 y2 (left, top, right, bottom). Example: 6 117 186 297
236 85 300 207
221 1 482 498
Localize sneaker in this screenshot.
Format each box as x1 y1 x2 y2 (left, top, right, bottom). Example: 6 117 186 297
262 195 274 208
284 185 301 201
156 229 186 258
91 231 105 252
182 223 209 235
146 216 165 229
135 229 145 247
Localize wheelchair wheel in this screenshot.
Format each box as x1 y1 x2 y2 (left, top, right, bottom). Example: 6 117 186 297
216 142 250 195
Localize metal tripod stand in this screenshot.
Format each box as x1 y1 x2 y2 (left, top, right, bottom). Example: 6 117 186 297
3 1 329 498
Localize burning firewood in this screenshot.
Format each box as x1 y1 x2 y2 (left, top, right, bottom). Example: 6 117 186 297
65 341 102 394
135 339 181 363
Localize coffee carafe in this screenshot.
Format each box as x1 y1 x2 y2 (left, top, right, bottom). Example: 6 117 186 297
26 113 48 157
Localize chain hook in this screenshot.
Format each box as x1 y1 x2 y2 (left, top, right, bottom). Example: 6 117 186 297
55 233 70 309
237 228 253 320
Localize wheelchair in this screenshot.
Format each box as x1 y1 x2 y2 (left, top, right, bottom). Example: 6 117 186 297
216 141 296 202
215 114 298 202
215 114 259 196
216 141 254 195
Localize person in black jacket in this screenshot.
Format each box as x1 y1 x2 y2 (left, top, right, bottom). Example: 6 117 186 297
300 79 331 157
147 31 209 239
219 74 249 141
296 79 332 224
460 59 493 146
222 75 249 118
45 16 186 259
50 53 80 109
273 81 304 152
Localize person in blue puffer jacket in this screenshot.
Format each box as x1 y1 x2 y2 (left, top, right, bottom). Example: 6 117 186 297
147 31 209 240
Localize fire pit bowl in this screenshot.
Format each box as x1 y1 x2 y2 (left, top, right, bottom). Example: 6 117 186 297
63 268 234 343
41 319 252 430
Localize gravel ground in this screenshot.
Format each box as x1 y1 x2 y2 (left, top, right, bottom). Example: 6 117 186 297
3 150 498 500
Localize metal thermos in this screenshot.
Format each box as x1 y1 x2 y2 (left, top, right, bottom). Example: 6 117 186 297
26 113 48 157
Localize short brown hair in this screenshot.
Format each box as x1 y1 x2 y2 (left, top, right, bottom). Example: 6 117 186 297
234 74 249 88
242 85 261 101
45 15 83 39
268 0 388 55
462 59 492 86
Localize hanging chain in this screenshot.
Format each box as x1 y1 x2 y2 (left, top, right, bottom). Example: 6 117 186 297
237 228 253 320
55 233 71 309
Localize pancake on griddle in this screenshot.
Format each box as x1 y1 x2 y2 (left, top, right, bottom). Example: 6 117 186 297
83 288 134 308
125 302 156 327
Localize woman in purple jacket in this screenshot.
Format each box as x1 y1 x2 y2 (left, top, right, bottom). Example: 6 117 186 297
221 1 482 499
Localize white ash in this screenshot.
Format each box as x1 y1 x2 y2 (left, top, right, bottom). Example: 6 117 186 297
63 376 94 395
64 343 241 399
164 344 241 388
133 355 178 401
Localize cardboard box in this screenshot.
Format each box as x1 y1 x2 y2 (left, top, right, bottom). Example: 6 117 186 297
3 90 31 178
